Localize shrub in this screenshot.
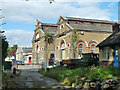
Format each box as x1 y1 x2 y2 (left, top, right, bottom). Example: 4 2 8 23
39 66 120 86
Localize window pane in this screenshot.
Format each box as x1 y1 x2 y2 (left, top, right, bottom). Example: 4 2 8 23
103 47 110 60
91 45 95 53
78 44 83 57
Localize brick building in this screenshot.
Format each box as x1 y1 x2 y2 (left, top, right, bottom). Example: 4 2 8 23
32 16 116 65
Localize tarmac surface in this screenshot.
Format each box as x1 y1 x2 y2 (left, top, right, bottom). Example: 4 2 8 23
13 65 71 89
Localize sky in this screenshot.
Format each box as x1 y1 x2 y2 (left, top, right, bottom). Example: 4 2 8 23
1 0 120 46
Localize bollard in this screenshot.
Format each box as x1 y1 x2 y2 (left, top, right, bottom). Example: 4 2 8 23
13 67 16 75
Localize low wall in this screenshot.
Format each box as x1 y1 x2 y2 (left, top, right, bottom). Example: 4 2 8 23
99 61 120 68
18 64 42 69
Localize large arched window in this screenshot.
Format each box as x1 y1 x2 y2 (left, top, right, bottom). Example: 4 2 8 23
78 44 83 58
91 44 95 53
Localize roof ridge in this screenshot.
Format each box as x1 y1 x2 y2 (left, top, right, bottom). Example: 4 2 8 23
65 16 115 23
41 23 57 26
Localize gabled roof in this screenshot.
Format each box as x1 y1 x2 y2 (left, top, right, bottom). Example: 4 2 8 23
57 16 115 24
57 16 67 24
57 16 115 33
22 47 33 53
66 17 114 24
16 46 32 53
97 30 120 47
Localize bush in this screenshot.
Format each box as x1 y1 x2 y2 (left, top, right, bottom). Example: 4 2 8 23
38 66 120 86
2 72 16 88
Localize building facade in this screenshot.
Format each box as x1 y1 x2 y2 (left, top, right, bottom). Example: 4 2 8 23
97 24 120 68
16 46 32 64
32 19 57 64
32 16 116 65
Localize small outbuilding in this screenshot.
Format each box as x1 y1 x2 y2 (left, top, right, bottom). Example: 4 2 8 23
97 23 120 68
16 46 32 64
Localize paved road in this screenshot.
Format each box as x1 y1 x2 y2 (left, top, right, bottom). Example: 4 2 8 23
13 68 71 89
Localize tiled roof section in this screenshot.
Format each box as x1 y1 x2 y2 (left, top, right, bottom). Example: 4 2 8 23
41 23 58 27
69 23 113 32
41 23 58 35
97 30 120 47
22 47 33 53
65 17 114 24
42 28 57 35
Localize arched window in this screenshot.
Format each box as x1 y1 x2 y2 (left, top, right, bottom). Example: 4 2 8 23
61 43 65 48
78 44 83 58
91 44 95 53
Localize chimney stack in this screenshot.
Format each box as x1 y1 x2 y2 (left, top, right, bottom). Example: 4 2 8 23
112 23 120 32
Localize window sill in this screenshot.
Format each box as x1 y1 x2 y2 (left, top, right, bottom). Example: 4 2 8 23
102 59 110 61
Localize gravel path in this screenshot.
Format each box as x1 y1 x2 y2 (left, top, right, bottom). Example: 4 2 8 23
13 68 71 89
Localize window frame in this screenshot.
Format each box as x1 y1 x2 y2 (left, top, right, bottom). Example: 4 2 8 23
91 44 95 53
103 47 110 61
78 44 83 58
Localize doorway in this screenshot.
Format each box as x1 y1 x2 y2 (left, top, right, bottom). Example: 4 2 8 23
113 46 119 67
61 49 65 60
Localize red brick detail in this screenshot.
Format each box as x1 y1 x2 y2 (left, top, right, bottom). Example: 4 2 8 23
76 40 87 47
88 41 98 47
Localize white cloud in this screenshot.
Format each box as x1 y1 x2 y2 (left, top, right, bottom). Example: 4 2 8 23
1 1 117 46
4 30 34 46
108 3 116 8
1 1 114 23
2 0 119 2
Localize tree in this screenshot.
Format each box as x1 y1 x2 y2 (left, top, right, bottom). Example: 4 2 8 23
43 32 53 72
1 34 9 65
72 28 78 59
7 45 18 57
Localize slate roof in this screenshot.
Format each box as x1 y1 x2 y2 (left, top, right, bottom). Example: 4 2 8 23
65 17 114 24
42 28 57 35
69 23 113 32
41 23 58 27
22 47 33 53
97 30 120 47
41 23 58 35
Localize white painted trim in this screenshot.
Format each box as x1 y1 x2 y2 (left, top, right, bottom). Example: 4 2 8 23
65 23 74 30
40 29 45 35
59 39 67 49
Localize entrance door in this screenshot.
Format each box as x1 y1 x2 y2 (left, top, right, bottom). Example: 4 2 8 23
61 49 65 60
113 46 119 67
